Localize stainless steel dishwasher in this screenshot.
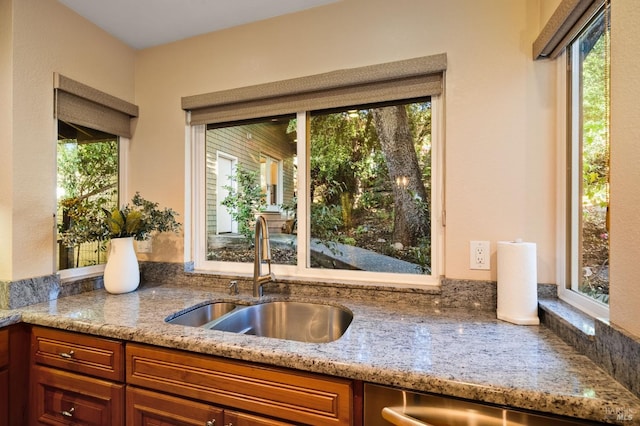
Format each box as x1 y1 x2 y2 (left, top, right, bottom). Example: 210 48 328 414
364 383 604 425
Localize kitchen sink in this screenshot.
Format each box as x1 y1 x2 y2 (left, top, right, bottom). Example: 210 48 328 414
166 300 353 343
166 302 239 328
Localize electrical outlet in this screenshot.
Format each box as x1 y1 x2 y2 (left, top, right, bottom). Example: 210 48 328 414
470 240 490 270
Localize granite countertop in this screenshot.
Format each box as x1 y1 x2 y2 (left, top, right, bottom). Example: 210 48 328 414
3 282 639 425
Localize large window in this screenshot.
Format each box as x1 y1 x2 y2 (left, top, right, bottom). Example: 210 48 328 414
565 6 610 311
197 99 441 285
187 54 445 286
56 121 119 271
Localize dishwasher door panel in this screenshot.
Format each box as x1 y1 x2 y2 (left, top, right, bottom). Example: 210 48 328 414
363 383 603 426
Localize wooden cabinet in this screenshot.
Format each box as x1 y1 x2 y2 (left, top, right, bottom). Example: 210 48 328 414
28 327 354 425
127 386 295 426
127 343 353 426
30 326 125 426
31 365 124 425
0 328 8 425
2 324 30 426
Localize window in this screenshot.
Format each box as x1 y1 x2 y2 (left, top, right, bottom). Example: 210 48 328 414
205 117 296 266
563 5 610 314
53 73 138 276
186 54 445 286
56 121 119 271
196 99 441 286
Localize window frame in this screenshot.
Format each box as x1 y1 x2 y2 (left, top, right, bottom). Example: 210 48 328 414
556 12 610 320
188 97 444 288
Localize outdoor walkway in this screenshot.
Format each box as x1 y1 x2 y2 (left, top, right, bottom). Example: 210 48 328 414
271 234 422 274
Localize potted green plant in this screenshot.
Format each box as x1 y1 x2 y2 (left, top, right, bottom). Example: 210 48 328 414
101 192 181 293
62 192 181 294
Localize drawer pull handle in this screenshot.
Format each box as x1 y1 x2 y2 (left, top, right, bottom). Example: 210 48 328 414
59 350 75 359
205 421 215 426
61 407 75 417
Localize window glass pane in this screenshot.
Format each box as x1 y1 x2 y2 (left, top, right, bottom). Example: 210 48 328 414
309 100 432 274
570 8 610 304
56 121 118 270
206 117 297 265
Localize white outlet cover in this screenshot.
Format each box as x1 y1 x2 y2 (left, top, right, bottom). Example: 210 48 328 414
470 240 490 270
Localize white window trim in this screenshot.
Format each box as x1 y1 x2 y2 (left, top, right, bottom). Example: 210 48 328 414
555 52 609 320
188 98 444 288
56 137 130 280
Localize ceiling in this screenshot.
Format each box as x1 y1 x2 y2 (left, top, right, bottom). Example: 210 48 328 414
57 0 340 50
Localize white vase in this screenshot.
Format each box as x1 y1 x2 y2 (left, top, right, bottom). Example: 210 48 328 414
103 237 140 294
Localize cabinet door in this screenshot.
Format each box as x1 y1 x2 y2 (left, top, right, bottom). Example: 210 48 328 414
224 410 296 426
127 386 223 426
31 365 124 426
0 369 7 426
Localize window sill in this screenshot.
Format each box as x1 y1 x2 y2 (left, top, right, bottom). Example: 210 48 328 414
539 298 640 398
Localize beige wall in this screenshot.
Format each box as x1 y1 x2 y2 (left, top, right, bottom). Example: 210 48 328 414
610 0 640 337
133 0 558 282
0 0 14 280
0 0 135 281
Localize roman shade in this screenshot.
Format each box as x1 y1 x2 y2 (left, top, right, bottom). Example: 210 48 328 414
533 0 606 59
54 73 139 138
182 53 447 126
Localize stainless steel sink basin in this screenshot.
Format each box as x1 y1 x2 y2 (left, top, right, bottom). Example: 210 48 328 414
166 302 239 327
167 301 353 343
212 301 353 343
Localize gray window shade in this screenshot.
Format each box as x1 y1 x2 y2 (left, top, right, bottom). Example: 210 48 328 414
533 0 605 60
182 54 447 126
54 73 139 138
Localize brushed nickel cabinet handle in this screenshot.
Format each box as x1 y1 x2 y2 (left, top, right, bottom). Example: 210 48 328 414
205 420 215 426
61 407 75 417
59 350 75 359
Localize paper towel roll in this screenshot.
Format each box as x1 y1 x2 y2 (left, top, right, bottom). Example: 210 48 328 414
497 240 540 325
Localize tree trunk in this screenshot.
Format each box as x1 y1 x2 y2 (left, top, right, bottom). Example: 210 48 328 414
372 106 430 247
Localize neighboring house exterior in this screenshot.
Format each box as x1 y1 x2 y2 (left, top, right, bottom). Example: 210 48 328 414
205 120 296 239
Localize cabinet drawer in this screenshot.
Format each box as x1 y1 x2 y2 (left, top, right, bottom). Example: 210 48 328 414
32 365 124 426
127 343 352 426
32 326 124 381
0 328 7 368
127 386 223 426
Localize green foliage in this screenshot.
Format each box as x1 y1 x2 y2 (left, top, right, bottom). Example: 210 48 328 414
581 30 609 209
310 203 343 241
578 14 610 302
103 193 181 241
57 138 119 248
60 193 181 245
221 165 266 242
411 237 432 274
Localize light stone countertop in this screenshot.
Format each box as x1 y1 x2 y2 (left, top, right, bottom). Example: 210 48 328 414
3 282 640 425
